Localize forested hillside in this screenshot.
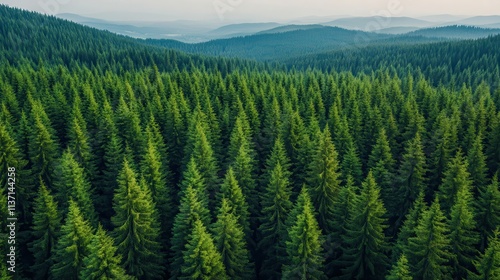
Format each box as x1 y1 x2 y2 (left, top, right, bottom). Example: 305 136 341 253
287 34 500 89
1 4 500 280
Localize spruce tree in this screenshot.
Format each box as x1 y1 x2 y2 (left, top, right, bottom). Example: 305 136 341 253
468 133 488 188
477 175 500 251
80 225 134 280
368 128 396 209
218 168 251 239
340 172 390 279
140 133 173 240
181 219 228 280
29 182 61 280
111 159 164 279
282 187 326 280
438 150 473 214
50 200 93 280
386 254 413 280
212 199 253 280
394 133 427 225
407 199 452 280
448 185 479 279
53 149 97 225
307 125 342 233
470 230 500 280
170 185 210 280
258 162 293 279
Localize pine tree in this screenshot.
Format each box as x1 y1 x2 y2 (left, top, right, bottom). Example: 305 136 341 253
188 121 220 214
80 225 134 280
438 150 473 214
326 176 357 277
282 187 326 280
53 149 97 225
29 182 61 280
67 115 97 183
468 133 488 188
393 192 427 261
307 125 342 233
340 172 390 279
368 128 396 209
407 199 452 280
181 219 228 280
394 133 427 225
97 130 123 228
476 175 500 251
140 133 173 240
218 168 251 239
258 162 293 279
111 159 164 279
28 109 59 186
212 199 253 280
386 254 413 280
470 230 500 280
170 185 210 280
448 184 479 279
50 200 93 280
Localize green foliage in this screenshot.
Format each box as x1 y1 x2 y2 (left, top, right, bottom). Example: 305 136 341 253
307 125 342 233
470 230 500 280
476 175 500 251
258 162 293 279
407 199 452 280
340 172 390 279
282 187 326 280
170 184 210 280
386 254 413 280
80 225 134 280
29 183 61 280
111 160 164 279
50 200 93 280
438 150 473 214
181 220 228 280
212 199 253 280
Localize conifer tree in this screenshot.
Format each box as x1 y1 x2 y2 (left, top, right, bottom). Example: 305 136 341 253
170 185 211 280
181 219 228 280
307 125 342 232
368 128 396 207
80 225 134 280
468 133 489 188
140 133 173 239
53 149 97 225
407 199 452 280
28 110 59 186
438 150 473 213
111 159 164 279
50 200 93 280
282 187 326 280
470 230 500 280
486 112 500 176
218 168 251 238
326 176 357 277
67 115 97 183
340 172 390 279
386 254 413 280
476 175 500 251
212 199 253 280
394 133 426 225
258 162 293 279
448 185 479 279
340 141 363 185
29 182 61 280
393 192 427 260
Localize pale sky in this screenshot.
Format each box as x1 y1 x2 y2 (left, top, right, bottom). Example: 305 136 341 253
1 0 500 22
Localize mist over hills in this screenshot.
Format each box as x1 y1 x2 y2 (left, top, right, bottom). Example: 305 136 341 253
55 13 500 43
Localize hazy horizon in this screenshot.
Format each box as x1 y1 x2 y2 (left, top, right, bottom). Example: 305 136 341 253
1 0 499 23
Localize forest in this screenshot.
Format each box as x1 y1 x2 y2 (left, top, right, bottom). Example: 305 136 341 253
1 4 500 280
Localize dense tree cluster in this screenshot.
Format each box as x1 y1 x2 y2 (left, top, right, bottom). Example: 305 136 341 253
1 4 500 280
